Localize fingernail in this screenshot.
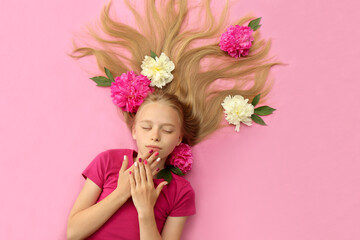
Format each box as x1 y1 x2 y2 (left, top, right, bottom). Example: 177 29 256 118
138 158 142 163
164 182 168 185
134 162 138 167
149 149 153 154
156 157 161 162
156 168 160 171
154 152 159 156
129 171 132 174
144 160 147 165
124 155 127 160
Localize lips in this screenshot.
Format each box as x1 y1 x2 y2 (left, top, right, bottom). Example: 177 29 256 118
146 145 161 151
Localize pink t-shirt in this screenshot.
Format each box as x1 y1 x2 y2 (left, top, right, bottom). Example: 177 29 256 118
81 149 196 240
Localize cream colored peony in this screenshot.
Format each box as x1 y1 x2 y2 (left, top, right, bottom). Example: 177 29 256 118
221 95 254 132
140 52 175 88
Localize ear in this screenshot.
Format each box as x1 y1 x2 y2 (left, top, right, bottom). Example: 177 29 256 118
177 134 183 146
131 125 137 140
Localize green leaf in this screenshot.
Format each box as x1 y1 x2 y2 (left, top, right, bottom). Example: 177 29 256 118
251 114 267 126
248 17 262 31
251 94 261 106
252 24 262 31
104 67 114 82
157 168 173 184
170 166 185 176
254 106 276 116
90 76 113 87
150 50 157 60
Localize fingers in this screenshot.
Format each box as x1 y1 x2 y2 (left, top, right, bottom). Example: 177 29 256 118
132 161 156 188
129 168 135 190
147 150 160 165
152 167 160 176
137 151 161 177
155 181 168 197
150 157 161 174
138 161 147 183
144 159 154 188
120 155 129 174
133 162 141 186
138 149 157 164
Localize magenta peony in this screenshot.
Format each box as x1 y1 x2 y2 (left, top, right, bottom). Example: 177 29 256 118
168 143 193 174
110 71 153 112
219 25 254 58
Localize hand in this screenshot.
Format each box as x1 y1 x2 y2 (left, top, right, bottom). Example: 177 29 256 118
129 158 168 214
115 151 162 200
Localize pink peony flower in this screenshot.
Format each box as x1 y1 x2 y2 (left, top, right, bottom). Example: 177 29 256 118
110 71 154 112
168 143 193 174
219 25 254 58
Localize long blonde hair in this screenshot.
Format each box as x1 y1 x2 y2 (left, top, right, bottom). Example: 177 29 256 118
69 0 282 146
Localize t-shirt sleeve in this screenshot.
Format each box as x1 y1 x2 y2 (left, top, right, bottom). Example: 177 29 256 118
169 182 196 217
81 151 108 188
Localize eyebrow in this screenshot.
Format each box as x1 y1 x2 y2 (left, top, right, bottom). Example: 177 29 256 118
139 120 175 127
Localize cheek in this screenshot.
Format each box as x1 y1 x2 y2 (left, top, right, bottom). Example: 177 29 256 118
136 131 145 140
133 128 144 141
169 134 181 146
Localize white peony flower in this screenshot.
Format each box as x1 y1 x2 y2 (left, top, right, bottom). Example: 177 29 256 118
140 52 175 88
221 95 254 132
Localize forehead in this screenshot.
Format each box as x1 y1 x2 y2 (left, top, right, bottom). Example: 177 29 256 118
136 102 181 126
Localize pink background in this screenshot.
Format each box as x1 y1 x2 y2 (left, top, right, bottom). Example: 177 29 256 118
1 0 359 239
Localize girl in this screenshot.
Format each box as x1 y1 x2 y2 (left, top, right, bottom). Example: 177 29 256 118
67 0 280 238
67 91 196 239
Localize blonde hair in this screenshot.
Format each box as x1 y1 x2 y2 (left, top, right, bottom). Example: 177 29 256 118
69 0 283 146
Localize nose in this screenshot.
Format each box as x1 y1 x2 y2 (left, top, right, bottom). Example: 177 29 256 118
150 128 160 142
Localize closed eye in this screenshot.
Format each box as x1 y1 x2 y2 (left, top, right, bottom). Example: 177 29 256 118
141 127 173 133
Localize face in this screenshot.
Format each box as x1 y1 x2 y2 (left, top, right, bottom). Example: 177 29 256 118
132 101 183 161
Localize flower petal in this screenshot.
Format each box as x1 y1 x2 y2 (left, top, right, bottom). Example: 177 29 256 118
222 95 254 131
140 52 175 88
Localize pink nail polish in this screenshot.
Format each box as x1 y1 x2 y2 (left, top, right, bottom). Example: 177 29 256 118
149 149 153 154
129 171 132 174
154 152 159 156
138 158 142 163
156 168 160 171
144 160 148 165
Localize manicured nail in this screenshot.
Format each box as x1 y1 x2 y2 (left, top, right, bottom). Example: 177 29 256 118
124 155 127 160
144 160 147 165
156 168 160 171
149 149 153 154
164 182 168 185
134 162 138 167
156 157 161 162
154 152 159 156
138 158 142 163
129 171 132 174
